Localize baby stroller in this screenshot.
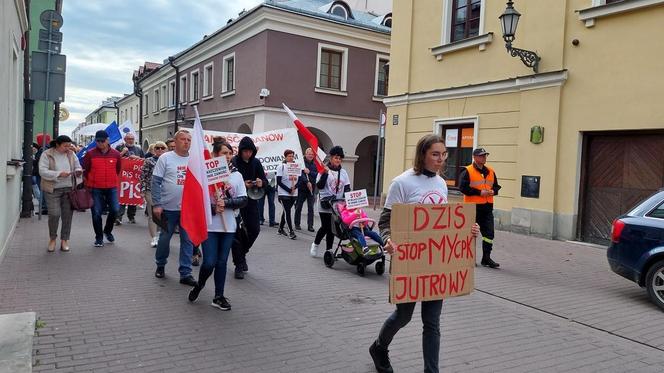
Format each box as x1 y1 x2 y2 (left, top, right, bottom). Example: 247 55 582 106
322 200 386 276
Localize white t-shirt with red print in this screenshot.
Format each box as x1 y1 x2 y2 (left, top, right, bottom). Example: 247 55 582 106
207 171 247 233
384 168 448 209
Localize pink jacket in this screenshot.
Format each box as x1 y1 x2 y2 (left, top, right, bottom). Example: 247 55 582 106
339 204 368 226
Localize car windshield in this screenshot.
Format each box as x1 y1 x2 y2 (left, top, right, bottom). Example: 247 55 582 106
628 191 664 217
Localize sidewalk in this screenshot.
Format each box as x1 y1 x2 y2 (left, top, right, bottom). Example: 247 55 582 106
1 207 664 372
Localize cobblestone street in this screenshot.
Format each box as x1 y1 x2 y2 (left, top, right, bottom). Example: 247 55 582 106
1 209 664 372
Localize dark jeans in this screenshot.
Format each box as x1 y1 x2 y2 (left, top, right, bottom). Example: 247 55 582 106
294 190 315 229
199 232 234 297
155 210 194 278
278 196 296 232
314 212 334 251
231 200 261 268
349 227 384 248
258 186 276 225
377 300 443 373
91 188 119 240
476 203 495 258
117 205 137 221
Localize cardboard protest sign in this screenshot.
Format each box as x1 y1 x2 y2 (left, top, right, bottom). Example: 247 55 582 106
345 189 369 209
286 163 301 177
119 158 144 206
200 128 304 172
206 156 230 187
389 203 476 304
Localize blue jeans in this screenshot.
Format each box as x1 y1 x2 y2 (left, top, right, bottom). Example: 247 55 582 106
199 232 235 297
377 300 443 373
258 186 276 225
91 188 120 240
349 227 384 248
155 210 194 278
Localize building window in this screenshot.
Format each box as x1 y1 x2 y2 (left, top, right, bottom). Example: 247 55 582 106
190 69 200 102
203 62 214 98
441 124 475 187
144 94 149 117
161 84 167 109
179 76 187 104
130 106 133 122
316 43 348 94
222 53 235 94
382 13 392 28
374 56 389 97
328 1 353 19
124 109 128 122
451 0 482 42
154 88 160 113
168 80 176 107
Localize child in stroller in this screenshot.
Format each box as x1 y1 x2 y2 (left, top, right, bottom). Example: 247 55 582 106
325 200 386 276
339 203 384 255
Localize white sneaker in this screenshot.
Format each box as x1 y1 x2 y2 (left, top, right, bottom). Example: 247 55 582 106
310 242 319 257
151 236 159 248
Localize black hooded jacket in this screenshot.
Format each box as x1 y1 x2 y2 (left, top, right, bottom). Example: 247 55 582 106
232 136 267 186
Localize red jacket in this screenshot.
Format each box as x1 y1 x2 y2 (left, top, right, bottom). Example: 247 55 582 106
83 147 122 189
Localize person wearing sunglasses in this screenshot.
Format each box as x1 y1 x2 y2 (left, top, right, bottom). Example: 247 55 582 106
140 141 167 248
82 130 122 247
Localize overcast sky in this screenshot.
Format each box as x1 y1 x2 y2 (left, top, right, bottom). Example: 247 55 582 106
59 0 262 136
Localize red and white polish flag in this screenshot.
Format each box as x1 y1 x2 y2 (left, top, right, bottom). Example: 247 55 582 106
282 103 326 173
180 106 212 246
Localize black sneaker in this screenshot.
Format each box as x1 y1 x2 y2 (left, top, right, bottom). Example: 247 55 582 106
369 340 393 373
307 227 315 232
481 257 500 269
269 223 277 227
277 228 287 236
211 296 231 311
114 219 122 226
179 275 198 286
104 232 115 243
155 266 165 278
240 262 248 272
295 225 302 230
128 218 136 224
94 238 104 247
289 231 297 240
234 267 244 279
188 285 202 302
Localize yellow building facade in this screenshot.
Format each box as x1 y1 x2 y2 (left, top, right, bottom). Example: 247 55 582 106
383 0 664 244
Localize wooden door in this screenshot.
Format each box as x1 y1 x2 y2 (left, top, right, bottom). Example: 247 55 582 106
580 133 664 245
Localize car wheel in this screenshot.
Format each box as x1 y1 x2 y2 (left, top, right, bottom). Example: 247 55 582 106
645 260 664 311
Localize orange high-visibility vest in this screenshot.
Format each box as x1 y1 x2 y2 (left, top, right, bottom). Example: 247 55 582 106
463 164 495 204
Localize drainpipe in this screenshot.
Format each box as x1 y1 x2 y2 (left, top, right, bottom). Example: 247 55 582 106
133 75 143 146
168 56 180 134
20 0 34 218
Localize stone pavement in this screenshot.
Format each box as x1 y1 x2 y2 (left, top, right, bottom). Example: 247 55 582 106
1 207 664 372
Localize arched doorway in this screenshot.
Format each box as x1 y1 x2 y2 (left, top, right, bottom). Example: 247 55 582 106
354 135 378 196
237 123 252 134
297 127 333 155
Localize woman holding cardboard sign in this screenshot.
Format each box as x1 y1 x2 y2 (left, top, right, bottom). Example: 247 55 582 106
276 149 299 239
369 134 480 373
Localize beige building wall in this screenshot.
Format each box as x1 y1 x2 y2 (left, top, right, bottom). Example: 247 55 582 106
384 0 664 241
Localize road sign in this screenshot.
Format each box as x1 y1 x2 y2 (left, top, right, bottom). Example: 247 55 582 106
38 40 61 53
31 52 66 102
39 10 63 30
39 29 62 42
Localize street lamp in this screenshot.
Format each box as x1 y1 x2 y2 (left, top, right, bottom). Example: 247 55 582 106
499 0 540 73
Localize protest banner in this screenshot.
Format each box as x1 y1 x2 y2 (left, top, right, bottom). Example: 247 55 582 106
345 189 369 209
119 158 144 205
205 156 230 187
200 128 304 172
389 203 476 304
286 163 301 178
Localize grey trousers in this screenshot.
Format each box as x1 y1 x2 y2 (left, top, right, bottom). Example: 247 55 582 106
44 187 74 240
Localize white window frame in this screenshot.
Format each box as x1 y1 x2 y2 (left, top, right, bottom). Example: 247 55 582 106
579 0 664 27
168 80 176 108
315 43 348 96
153 88 160 113
330 3 349 19
221 52 236 97
179 75 187 105
442 0 487 45
203 62 214 99
143 94 149 117
190 69 200 104
373 54 389 99
432 0 492 60
160 84 167 110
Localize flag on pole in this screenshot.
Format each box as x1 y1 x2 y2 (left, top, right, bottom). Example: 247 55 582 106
282 103 326 173
180 107 212 246
76 121 123 161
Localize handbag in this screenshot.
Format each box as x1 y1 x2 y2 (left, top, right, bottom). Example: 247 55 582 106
320 169 342 210
67 159 93 211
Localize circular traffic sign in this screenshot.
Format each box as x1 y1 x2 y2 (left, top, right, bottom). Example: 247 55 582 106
40 10 63 30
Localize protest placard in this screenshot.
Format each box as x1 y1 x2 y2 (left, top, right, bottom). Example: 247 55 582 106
286 163 301 178
119 158 144 206
205 156 230 187
389 203 476 304
344 189 369 209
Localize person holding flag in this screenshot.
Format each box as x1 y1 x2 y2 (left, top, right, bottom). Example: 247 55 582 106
188 141 247 310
